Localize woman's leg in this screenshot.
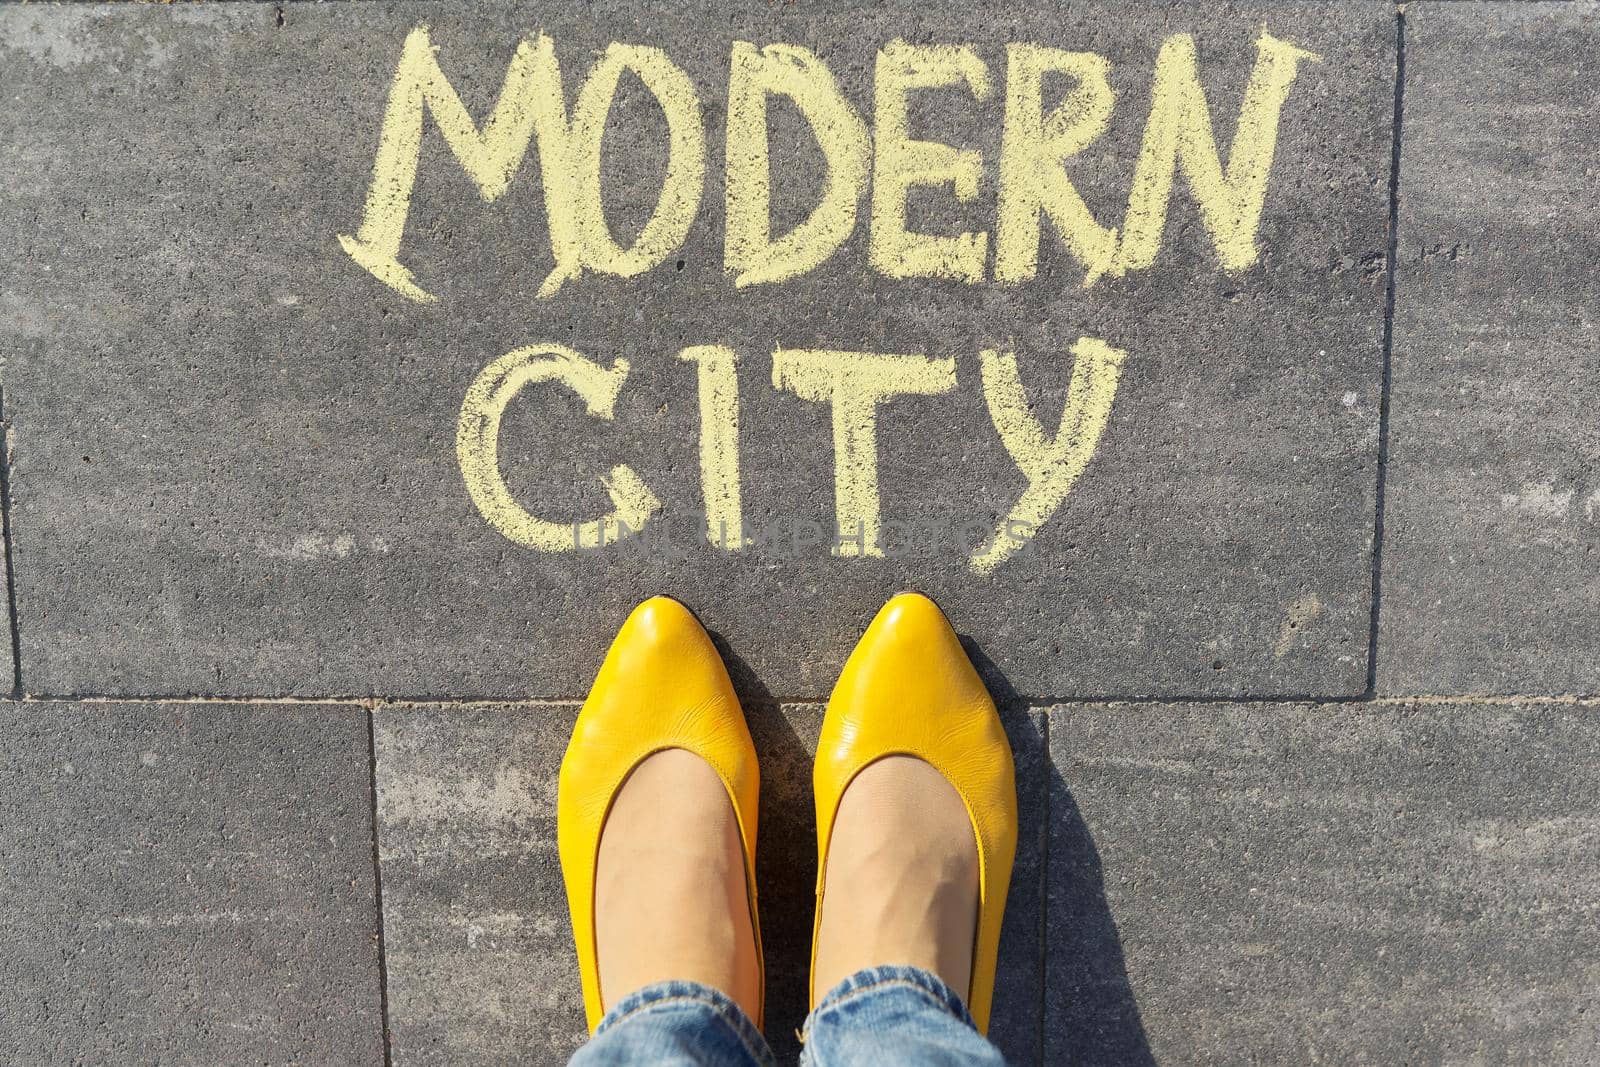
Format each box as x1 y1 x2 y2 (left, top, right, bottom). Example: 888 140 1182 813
800 966 1005 1067
571 979 774 1067
591 750 761 1016
567 747 764 1065
811 757 980 998
803 755 1005 1066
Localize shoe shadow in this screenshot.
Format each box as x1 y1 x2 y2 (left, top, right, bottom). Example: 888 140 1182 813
1045 771 1158 1066
961 638 1157 1067
713 638 818 1062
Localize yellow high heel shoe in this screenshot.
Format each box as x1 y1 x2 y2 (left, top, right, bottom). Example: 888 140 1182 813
811 592 1017 1033
557 596 764 1032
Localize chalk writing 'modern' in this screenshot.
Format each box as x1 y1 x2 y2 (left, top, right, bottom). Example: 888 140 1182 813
340 29 1321 300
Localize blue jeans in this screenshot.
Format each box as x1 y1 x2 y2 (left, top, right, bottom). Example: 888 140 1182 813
568 965 1006 1066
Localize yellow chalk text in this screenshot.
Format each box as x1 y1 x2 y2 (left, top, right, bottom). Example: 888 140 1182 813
342 27 1322 297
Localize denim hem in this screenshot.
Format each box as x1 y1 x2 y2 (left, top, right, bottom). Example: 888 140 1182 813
593 979 771 1063
802 964 979 1041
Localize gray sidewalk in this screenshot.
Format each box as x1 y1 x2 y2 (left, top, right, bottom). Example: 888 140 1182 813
1 2 1597 1064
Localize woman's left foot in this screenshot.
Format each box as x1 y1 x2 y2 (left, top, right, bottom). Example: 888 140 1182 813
809 592 1016 1032
594 747 761 1018
559 596 765 1031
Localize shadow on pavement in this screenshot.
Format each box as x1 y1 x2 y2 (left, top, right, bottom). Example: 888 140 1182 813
963 636 1157 1067
1046 773 1158 1066
716 637 819 1062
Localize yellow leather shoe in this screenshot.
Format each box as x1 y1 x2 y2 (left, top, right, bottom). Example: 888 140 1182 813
557 595 764 1032
811 592 1017 1034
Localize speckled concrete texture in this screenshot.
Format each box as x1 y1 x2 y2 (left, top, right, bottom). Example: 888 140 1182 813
1380 2 1600 694
4 3 1599 1065
0 2 1389 700
1047 700 1600 1065
0 700 383 1066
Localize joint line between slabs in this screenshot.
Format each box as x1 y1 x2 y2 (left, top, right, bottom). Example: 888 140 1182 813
0 388 24 700
1365 4 1408 698
11 692 1600 708
365 706 395 1066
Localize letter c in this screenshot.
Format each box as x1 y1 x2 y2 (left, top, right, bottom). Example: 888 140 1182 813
456 344 662 551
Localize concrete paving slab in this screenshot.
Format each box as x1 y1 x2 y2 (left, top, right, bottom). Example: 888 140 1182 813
0 700 383 1066
0 2 1389 700
1379 3 1600 694
373 701 1045 1064
372 703 584 1065
1046 700 1600 1065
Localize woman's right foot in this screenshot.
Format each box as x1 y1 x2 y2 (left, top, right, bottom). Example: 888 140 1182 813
809 592 1016 1032
811 754 979 1000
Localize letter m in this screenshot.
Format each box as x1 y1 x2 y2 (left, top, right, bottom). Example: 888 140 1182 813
338 27 569 302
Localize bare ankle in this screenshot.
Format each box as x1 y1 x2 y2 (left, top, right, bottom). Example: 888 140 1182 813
594 750 760 1018
813 756 979 1001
